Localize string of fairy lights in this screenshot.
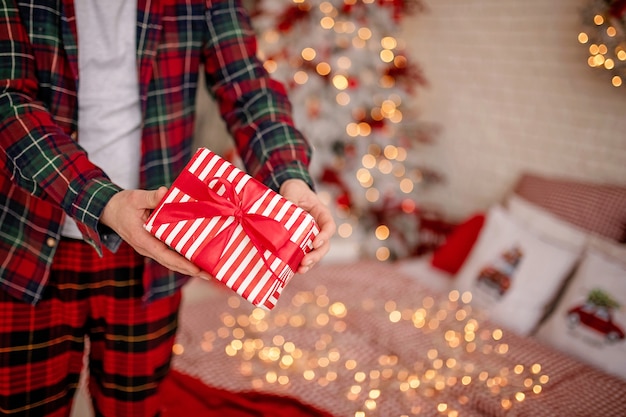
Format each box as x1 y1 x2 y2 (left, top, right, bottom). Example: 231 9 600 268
578 0 626 87
173 287 550 416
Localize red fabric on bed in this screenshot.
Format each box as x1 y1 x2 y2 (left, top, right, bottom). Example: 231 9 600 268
514 173 626 242
160 369 335 417
430 213 485 274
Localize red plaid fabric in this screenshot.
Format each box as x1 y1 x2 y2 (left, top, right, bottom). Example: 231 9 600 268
0 0 312 305
514 173 626 242
0 239 181 417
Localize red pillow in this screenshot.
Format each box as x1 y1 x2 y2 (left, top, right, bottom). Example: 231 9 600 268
430 213 486 274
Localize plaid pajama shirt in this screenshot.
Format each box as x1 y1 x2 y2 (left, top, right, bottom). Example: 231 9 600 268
0 0 312 415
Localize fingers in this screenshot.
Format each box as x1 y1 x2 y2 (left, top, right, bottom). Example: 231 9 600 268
133 232 202 277
297 202 335 274
311 205 336 249
101 189 201 277
279 179 337 274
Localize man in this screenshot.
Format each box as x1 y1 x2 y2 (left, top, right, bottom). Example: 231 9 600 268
0 0 335 415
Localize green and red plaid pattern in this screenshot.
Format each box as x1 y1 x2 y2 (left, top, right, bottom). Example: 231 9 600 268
0 239 181 417
0 0 312 304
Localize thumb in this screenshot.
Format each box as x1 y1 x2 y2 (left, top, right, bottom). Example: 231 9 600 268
146 187 168 209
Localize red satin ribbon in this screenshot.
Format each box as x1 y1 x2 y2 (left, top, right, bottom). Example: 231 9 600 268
152 171 304 277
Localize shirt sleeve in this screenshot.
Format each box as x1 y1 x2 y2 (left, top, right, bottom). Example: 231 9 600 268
202 0 314 192
0 0 121 252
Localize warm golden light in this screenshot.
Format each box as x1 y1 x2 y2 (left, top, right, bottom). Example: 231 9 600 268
501 399 512 410
362 154 376 169
352 37 366 48
375 225 390 240
263 60 277 73
320 16 334 29
607 26 617 37
294 71 308 85
346 122 359 137
336 92 350 106
337 223 352 239
356 168 372 184
340 21 356 34
379 75 395 88
365 188 380 202
492 329 503 341
392 164 405 177
358 27 372 40
594 14 604 25
381 99 396 114
378 159 393 174
319 1 334 14
389 310 401 323
263 30 280 44
337 56 352 69
613 75 623 86
217 244 558 414
384 145 398 160
301 47 316 61
358 122 372 136
399 178 414 193
593 54 605 65
375 246 391 261
316 62 331 76
380 49 395 63
390 110 403 123
578 32 589 43
332 74 349 90
381 36 397 49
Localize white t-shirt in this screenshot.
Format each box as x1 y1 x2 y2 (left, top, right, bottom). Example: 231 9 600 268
62 0 142 238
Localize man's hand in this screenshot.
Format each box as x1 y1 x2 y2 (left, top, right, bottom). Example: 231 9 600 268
100 180 335 277
280 179 336 273
100 188 204 278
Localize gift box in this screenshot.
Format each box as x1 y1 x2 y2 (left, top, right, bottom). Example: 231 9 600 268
144 148 319 310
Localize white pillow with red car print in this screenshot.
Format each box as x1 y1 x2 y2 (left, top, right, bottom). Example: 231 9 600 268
454 205 581 336
535 250 626 380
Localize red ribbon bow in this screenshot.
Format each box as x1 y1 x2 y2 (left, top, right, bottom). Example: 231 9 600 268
152 171 304 277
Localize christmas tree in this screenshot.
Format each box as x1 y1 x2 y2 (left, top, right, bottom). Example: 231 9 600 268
250 0 442 260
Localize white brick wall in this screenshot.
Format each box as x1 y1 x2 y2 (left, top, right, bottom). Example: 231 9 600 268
401 0 626 220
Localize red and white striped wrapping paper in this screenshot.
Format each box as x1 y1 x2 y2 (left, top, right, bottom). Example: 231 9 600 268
144 148 319 310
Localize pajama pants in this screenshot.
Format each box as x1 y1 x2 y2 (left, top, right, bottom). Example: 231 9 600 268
0 238 182 417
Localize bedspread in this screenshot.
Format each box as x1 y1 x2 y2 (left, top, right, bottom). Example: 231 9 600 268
172 261 626 417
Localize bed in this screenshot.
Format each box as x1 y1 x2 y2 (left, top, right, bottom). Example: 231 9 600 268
170 173 626 417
